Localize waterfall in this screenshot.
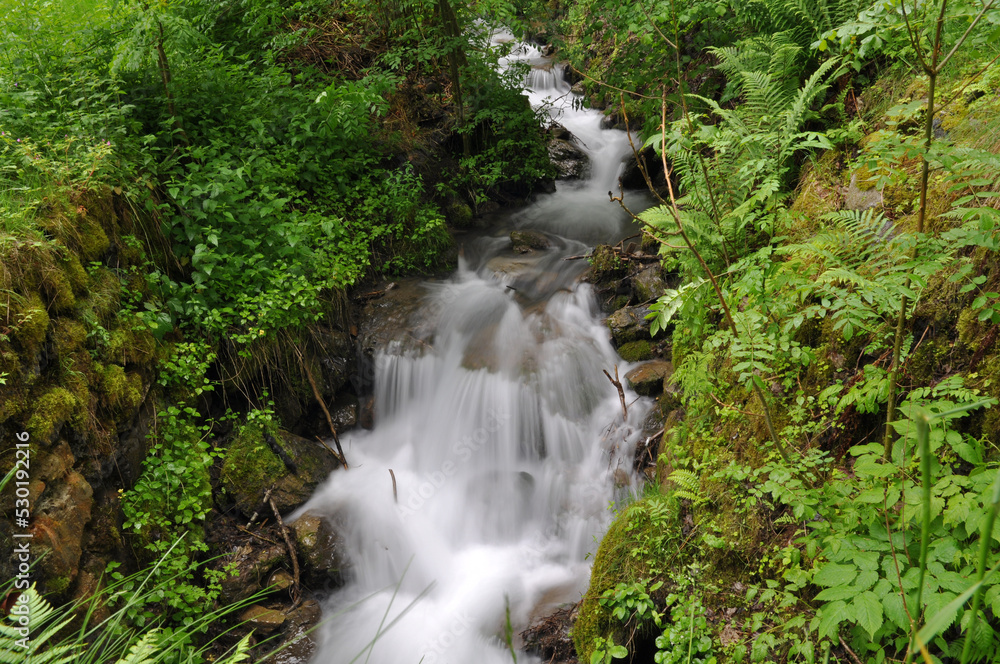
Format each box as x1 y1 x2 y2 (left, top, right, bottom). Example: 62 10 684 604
302 31 654 664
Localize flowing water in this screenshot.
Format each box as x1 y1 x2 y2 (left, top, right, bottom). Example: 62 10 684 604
302 32 654 664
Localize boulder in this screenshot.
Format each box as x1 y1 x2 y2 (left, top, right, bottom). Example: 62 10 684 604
221 428 339 517
291 511 349 587
330 393 358 431
510 230 551 254
548 139 590 180
240 605 286 635
263 600 323 664
633 266 666 302
32 469 93 596
625 361 673 396
844 171 884 211
606 306 653 345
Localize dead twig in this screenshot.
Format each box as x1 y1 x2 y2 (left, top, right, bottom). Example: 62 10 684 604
268 494 301 607
315 435 348 470
237 524 280 546
603 366 628 421
245 487 272 528
389 468 398 503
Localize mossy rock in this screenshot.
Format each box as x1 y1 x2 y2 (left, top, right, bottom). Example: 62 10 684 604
78 216 110 263
588 245 627 281
26 387 78 445
632 266 666 303
618 340 653 362
63 255 90 295
12 293 49 353
573 493 682 662
606 306 652 345
221 421 339 517
95 364 143 413
41 264 76 312
51 318 88 357
445 198 474 228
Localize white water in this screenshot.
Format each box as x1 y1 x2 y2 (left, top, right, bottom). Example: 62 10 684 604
303 33 652 664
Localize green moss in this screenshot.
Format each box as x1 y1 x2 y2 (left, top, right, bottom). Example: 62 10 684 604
573 493 682 662
26 387 78 443
618 340 653 362
63 254 89 295
13 293 50 353
95 364 142 413
105 326 156 365
221 419 285 502
588 245 626 281
51 319 88 357
78 217 110 262
42 265 76 312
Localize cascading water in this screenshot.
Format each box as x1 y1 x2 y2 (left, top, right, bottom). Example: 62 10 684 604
302 31 654 664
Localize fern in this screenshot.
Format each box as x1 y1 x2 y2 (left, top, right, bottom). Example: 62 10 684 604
0 586 78 664
669 469 707 505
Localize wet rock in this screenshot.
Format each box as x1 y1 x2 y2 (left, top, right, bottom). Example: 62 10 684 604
600 111 624 130
546 121 573 141
291 511 349 586
844 171 883 211
606 305 652 345
485 255 537 279
358 395 375 429
218 543 287 603
620 144 668 192
633 266 666 302
221 430 339 517
330 393 358 431
32 469 93 597
267 569 295 593
548 138 590 180
263 600 323 664
587 245 627 282
357 279 429 356
445 197 474 228
240 605 286 635
510 230 551 254
625 361 673 396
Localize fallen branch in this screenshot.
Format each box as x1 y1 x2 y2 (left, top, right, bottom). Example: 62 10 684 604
236 524 280 546
315 435 348 470
603 366 628 421
245 488 272 528
389 469 398 503
299 351 349 469
268 494 301 607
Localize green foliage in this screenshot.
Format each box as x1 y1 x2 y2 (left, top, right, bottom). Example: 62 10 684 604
655 594 718 664
0 569 255 664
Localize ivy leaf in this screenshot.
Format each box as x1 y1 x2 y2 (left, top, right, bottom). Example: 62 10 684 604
853 591 884 638
815 563 858 587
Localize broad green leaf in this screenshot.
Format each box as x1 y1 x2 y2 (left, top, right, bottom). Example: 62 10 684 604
853 591 884 638
815 563 858 587
817 600 848 640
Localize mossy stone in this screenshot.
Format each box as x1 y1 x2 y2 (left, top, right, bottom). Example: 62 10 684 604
572 494 681 662
63 255 90 295
13 293 49 353
588 245 626 281
78 217 110 263
221 421 338 517
52 319 88 357
42 266 76 312
617 340 653 362
26 387 78 445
